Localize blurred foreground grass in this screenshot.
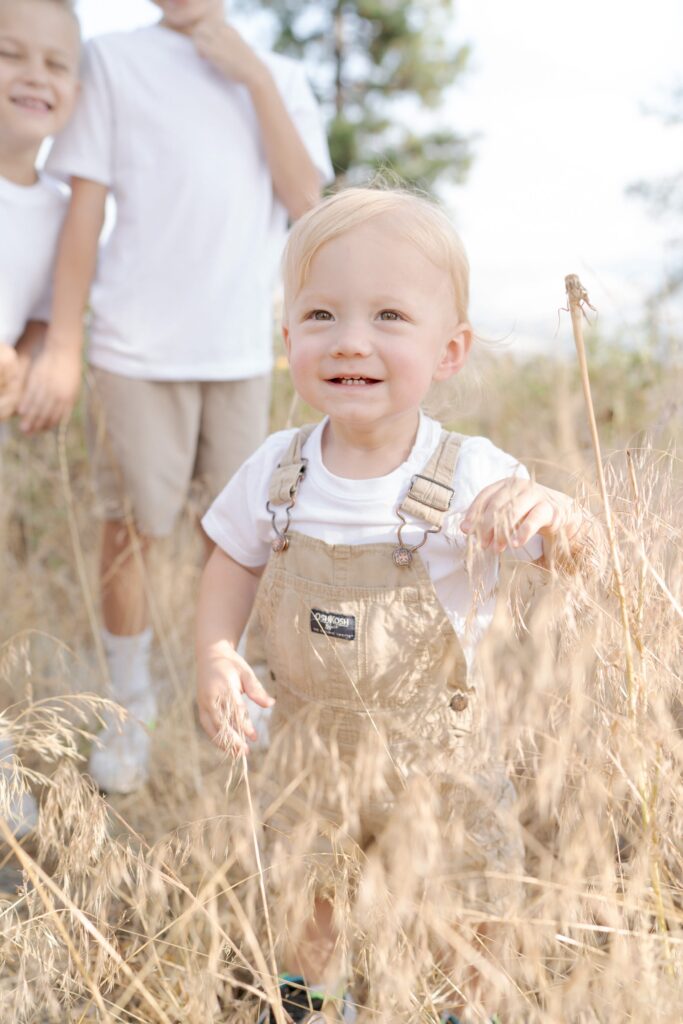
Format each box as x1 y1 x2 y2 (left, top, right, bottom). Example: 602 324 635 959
0 334 681 1022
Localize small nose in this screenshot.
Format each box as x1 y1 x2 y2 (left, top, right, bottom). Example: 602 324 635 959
23 55 50 86
330 324 372 359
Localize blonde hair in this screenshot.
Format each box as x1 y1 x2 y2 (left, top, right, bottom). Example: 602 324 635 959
282 186 470 323
1 0 79 24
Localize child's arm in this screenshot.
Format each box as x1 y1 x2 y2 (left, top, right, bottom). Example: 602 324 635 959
192 21 321 220
196 547 274 756
18 178 107 435
0 323 46 422
461 478 601 572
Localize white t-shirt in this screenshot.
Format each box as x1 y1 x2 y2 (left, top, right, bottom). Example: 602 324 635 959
0 172 68 347
203 415 544 665
46 25 333 381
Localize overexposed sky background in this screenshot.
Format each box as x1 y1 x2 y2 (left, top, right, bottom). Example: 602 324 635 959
74 0 683 355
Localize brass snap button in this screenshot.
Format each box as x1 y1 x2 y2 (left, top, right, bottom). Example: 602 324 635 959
449 691 468 713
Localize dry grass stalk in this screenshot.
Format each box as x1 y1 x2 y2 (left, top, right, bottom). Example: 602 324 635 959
564 274 638 714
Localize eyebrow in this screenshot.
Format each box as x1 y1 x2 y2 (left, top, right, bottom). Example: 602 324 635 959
0 34 73 58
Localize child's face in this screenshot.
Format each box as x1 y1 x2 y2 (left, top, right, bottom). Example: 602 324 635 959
0 0 79 151
283 217 471 436
152 0 224 31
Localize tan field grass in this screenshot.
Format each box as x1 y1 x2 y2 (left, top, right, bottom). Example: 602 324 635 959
1 335 682 1022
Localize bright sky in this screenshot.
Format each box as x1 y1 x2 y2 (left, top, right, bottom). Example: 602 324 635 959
75 0 683 355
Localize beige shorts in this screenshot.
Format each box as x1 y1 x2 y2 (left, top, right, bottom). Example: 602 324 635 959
86 367 270 537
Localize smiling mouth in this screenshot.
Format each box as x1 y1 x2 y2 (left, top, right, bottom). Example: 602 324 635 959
11 97 53 113
328 376 381 386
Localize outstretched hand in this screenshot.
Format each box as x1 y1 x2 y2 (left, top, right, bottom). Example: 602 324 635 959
461 477 586 554
197 642 275 757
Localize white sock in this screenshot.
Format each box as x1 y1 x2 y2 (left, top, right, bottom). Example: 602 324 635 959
101 627 156 719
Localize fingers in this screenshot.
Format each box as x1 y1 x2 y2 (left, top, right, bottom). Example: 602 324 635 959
197 658 274 756
461 478 558 552
18 383 72 434
198 701 250 757
242 670 275 710
199 689 252 756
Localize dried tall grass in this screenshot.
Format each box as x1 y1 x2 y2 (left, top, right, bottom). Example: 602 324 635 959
0 335 681 1022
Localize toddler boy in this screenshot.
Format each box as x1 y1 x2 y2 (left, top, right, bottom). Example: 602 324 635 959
20 0 332 793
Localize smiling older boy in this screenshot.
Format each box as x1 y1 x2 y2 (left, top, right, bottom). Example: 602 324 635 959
17 0 332 794
0 0 79 422
0 0 80 836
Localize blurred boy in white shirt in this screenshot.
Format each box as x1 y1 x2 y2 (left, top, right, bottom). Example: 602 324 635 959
20 0 332 794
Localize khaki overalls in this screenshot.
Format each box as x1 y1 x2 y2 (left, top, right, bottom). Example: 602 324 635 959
253 427 522 915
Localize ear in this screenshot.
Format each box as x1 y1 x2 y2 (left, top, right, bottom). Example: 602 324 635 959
282 323 291 359
432 322 473 381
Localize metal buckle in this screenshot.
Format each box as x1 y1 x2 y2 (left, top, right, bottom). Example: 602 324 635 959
392 509 442 566
267 461 307 553
407 472 455 513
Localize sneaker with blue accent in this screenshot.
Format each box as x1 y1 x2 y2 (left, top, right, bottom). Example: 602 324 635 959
257 975 356 1023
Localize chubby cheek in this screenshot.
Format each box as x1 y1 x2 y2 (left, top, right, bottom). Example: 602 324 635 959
390 351 435 402
54 82 79 124
287 354 320 405
282 339 317 398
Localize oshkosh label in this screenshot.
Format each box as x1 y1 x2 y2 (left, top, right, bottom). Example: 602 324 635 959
310 609 356 641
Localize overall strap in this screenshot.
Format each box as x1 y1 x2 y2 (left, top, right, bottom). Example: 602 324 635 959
268 424 317 505
398 432 464 528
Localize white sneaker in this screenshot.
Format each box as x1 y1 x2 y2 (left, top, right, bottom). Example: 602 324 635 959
2 788 39 838
88 698 156 795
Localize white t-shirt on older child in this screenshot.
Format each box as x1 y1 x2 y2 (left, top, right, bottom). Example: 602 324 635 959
202 414 544 667
0 172 68 346
46 25 333 382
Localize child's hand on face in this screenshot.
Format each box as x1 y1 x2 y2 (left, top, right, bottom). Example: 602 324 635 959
17 344 82 434
461 478 587 554
191 19 262 86
197 643 275 757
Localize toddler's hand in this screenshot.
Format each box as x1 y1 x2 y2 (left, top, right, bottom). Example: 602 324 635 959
197 642 275 756
461 478 586 554
18 342 82 434
191 19 263 86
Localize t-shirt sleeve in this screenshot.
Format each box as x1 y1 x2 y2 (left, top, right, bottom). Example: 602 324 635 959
447 436 544 562
281 64 334 183
201 430 298 568
46 41 115 187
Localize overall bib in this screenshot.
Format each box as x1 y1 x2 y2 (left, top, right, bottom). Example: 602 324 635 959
253 427 522 915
